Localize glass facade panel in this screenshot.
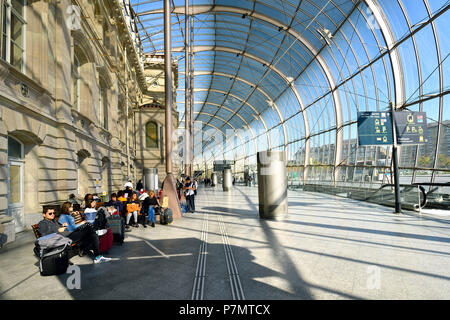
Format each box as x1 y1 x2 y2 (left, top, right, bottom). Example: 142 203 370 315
146 122 158 149
9 164 21 204
132 0 449 191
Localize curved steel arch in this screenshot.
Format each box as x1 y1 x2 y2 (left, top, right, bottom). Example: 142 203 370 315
178 94 259 156
137 4 340 127
180 86 271 148
364 0 404 106
183 70 288 146
178 91 258 141
193 121 250 160
179 121 226 158
174 45 310 152
193 111 248 157
136 3 410 182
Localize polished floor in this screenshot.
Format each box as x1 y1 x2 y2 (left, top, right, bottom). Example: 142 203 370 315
1 185 450 300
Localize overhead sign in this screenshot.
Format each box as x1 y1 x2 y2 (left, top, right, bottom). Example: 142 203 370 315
213 160 234 172
357 112 394 146
394 111 428 145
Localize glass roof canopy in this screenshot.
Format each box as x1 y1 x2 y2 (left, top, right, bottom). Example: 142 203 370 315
131 0 449 183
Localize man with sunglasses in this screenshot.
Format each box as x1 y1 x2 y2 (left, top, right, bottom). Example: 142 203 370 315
38 207 111 264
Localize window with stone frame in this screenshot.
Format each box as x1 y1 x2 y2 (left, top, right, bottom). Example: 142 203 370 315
146 121 158 149
1 0 25 71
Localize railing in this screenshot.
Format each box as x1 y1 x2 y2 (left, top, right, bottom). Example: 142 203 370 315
300 182 449 212
374 183 428 211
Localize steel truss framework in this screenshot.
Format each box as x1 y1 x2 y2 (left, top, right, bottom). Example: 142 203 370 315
132 0 450 184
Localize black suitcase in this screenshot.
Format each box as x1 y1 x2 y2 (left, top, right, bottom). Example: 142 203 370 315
39 245 70 276
160 208 173 225
107 216 125 244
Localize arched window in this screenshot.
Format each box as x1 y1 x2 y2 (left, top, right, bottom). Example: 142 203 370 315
7 136 23 159
146 121 158 148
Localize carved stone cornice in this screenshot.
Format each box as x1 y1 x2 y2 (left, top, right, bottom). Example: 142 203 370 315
0 61 9 84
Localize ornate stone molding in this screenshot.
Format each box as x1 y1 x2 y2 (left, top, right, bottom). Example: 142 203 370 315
0 61 9 84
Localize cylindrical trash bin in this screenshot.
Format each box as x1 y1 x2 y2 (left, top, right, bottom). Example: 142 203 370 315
211 172 218 186
257 150 288 220
144 168 158 191
223 168 232 191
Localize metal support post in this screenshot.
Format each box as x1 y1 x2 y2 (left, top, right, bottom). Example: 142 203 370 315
390 102 402 214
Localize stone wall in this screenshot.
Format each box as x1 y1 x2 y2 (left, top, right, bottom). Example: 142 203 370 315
0 0 147 236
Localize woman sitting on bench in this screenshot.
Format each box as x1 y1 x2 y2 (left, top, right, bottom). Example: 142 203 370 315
146 190 161 228
126 193 141 229
83 199 98 224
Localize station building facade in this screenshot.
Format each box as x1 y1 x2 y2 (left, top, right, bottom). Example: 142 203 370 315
0 0 177 243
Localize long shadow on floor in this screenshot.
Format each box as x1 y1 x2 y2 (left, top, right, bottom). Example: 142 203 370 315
201 205 450 245
45 237 317 300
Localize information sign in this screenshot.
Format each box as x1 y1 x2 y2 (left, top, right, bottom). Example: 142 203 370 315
394 111 428 145
357 112 394 146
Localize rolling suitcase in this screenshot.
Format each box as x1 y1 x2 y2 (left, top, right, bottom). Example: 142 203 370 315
107 217 125 244
39 244 70 276
160 208 173 225
99 228 113 253
166 208 173 224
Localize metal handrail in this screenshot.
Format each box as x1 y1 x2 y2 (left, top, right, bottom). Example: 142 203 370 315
365 183 428 210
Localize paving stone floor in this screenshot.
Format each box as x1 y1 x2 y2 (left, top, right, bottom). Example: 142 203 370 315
1 185 450 300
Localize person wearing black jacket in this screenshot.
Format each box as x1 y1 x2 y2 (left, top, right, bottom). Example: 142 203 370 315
136 180 144 191
184 177 196 213
38 207 111 264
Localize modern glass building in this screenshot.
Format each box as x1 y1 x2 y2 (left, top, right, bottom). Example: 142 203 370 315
1 0 450 302
132 0 449 194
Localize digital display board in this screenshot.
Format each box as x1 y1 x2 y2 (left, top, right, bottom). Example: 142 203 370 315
357 112 394 146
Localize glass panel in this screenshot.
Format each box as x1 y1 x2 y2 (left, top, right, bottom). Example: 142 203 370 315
437 95 449 170
2 3 7 60
10 12 24 69
8 136 22 158
10 42 22 69
12 0 24 17
146 122 158 148
9 164 21 204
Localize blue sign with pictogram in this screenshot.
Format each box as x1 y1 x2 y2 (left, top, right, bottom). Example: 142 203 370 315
357 112 394 146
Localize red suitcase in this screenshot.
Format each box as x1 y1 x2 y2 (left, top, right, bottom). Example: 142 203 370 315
99 228 113 253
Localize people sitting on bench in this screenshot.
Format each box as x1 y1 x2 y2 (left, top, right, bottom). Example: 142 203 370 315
38 206 111 264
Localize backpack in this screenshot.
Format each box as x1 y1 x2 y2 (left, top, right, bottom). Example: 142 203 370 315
34 233 73 257
34 233 72 276
93 207 108 230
